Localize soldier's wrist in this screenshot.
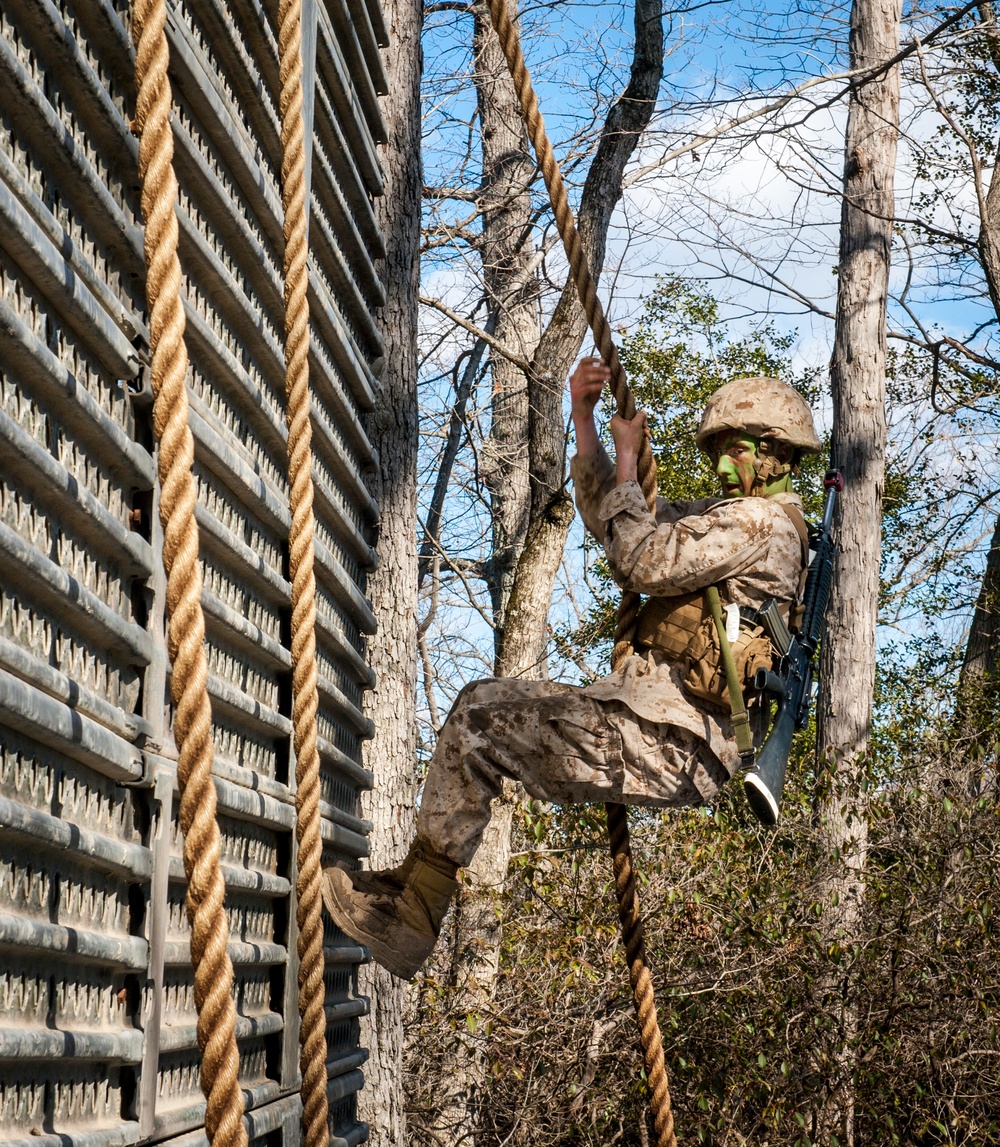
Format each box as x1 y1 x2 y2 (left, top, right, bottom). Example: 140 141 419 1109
573 411 601 456
616 456 639 484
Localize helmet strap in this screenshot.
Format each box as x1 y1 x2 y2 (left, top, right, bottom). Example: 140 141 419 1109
751 440 793 497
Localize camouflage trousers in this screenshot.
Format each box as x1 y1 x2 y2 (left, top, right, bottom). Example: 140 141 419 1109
418 678 730 867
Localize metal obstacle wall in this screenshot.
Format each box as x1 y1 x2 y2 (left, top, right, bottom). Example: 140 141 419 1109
0 0 387 1144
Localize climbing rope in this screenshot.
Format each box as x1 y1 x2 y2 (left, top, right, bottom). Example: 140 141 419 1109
131 3 247 1145
133 1 330 1142
482 0 676 1142
277 0 331 1143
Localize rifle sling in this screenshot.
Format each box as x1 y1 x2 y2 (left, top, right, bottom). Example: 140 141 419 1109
776 500 809 562
776 501 810 613
708 502 806 764
704 584 755 765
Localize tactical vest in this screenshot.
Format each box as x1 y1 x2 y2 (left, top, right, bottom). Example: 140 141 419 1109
633 501 810 710
634 589 707 659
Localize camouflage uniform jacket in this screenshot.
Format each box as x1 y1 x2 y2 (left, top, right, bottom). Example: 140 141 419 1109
571 445 807 777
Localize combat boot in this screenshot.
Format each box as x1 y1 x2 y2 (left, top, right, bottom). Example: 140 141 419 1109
321 838 460 980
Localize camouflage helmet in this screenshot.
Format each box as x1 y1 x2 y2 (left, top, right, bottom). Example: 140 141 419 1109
696 377 822 454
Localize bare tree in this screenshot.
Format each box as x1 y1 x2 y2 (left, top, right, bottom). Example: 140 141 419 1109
408 0 663 1139
815 0 901 1140
357 0 422 1139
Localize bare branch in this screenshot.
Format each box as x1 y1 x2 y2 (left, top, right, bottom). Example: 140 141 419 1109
419 314 495 589
625 0 981 187
424 183 484 201
420 293 533 369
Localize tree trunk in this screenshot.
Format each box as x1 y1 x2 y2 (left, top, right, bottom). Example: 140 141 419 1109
815 0 900 1139
475 0 541 637
955 6 1000 761
955 516 1000 756
358 0 422 1140
419 3 664 1141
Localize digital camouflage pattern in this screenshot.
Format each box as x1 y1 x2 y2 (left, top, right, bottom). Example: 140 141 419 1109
695 376 823 453
417 678 726 866
415 444 807 866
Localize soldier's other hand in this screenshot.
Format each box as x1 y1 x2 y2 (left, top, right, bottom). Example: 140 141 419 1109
610 410 650 464
570 357 610 419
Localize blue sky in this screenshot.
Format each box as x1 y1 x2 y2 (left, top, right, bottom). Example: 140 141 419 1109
415 0 1000 701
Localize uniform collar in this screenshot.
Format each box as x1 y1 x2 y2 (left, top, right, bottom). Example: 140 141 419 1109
761 490 805 512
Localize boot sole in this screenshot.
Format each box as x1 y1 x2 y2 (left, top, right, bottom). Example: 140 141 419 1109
321 866 431 981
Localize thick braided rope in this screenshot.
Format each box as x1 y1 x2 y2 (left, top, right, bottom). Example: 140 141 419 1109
131 4 247 1146
483 0 675 1142
277 2 330 1145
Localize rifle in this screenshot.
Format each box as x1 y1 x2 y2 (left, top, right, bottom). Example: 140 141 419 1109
743 468 844 826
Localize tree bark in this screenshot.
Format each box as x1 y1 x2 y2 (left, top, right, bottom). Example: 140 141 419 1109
815 0 900 1139
358 0 422 1140
955 517 1000 754
475 0 541 636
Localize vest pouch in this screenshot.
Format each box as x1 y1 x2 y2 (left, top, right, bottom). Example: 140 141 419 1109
682 617 774 711
634 590 706 660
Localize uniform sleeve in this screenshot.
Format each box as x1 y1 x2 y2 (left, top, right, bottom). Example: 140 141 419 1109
570 447 617 539
597 480 774 595
572 449 718 536
655 496 723 524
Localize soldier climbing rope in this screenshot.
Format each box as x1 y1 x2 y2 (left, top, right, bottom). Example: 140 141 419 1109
480 0 677 1140
131 0 832 1145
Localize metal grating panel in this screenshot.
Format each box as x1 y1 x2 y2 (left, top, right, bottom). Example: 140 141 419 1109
0 1 385 1145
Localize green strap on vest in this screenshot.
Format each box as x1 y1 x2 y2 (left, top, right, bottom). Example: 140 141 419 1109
704 585 756 766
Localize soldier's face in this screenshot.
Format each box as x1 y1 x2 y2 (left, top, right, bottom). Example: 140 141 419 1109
713 432 760 498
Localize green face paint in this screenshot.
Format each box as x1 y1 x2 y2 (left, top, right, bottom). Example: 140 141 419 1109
711 431 795 498
761 467 794 497
713 432 760 498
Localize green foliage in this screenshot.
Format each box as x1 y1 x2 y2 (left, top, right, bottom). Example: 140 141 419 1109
554 276 826 672
618 275 824 507
464 729 1000 1146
